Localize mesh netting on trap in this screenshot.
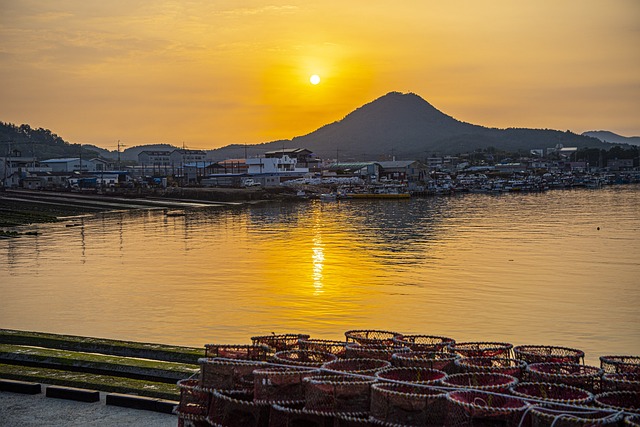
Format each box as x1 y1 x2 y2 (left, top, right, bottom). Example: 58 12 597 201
446 389 530 427
345 343 410 361
447 341 513 359
375 367 447 386
626 414 640 427
253 366 318 404
176 379 211 425
509 381 594 405
299 338 348 358
369 382 447 426
207 389 270 427
440 372 518 393
454 356 528 380
526 362 604 393
204 344 273 361
344 329 400 346
391 334 456 352
391 351 460 373
595 390 640 414
269 401 339 427
251 333 311 352
602 372 640 392
600 355 640 374
273 349 338 367
528 405 624 427
198 357 265 391
322 357 391 376
303 375 377 414
513 345 585 364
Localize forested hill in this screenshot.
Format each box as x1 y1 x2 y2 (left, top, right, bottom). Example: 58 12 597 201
0 122 99 159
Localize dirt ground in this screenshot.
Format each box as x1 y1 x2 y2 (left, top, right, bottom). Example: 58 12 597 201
0 390 177 427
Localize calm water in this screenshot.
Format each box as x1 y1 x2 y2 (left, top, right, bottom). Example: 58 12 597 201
1 186 639 365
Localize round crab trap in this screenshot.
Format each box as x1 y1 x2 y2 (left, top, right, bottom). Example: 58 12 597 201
273 350 338 368
375 367 447 385
602 372 640 392
333 412 380 426
513 345 585 364
391 351 459 373
250 333 310 352
600 355 640 374
322 358 391 376
447 341 513 359
509 381 594 405
446 390 530 427
344 329 400 346
626 415 640 427
207 389 270 427
370 382 447 426
303 375 377 414
441 372 518 392
198 358 265 391
454 357 528 380
269 402 338 427
177 379 211 425
253 366 318 404
528 405 624 427
391 334 455 352
345 343 410 361
595 390 640 413
204 344 272 361
526 362 603 393
299 338 348 358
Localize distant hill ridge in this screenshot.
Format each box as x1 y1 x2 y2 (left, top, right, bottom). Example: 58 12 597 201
582 130 640 146
2 92 632 161
210 91 618 160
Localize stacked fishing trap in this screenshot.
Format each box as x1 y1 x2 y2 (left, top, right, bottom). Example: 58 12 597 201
176 331 640 426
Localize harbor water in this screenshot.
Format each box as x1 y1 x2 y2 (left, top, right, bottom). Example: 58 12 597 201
1 185 639 365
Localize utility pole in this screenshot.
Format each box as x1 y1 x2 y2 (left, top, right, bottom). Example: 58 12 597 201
116 140 126 171
2 140 13 187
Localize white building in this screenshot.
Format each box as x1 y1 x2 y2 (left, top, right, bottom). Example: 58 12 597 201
246 155 308 174
41 158 96 172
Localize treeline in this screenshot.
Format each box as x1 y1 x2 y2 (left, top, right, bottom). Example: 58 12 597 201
0 122 99 160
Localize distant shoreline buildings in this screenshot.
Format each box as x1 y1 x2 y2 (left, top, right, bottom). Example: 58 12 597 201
1 143 638 193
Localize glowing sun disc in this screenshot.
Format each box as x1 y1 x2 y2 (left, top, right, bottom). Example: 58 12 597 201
310 74 320 85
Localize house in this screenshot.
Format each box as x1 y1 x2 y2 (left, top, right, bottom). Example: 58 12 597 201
246 155 308 174
378 160 428 186
216 159 248 174
325 162 380 181
91 158 112 172
169 149 207 167
1 155 41 186
40 158 96 172
137 150 172 174
264 148 321 171
607 159 634 171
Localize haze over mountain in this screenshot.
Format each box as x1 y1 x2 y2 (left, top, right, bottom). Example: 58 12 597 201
209 92 615 161
582 131 640 147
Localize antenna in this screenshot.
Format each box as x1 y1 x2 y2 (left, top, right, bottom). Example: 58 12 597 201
117 140 127 170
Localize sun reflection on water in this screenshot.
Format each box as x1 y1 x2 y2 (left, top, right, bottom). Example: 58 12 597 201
311 232 324 295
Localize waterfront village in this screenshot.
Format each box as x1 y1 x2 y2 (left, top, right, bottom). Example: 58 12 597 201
1 144 639 199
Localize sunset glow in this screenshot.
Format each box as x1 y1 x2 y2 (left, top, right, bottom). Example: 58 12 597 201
0 1 638 149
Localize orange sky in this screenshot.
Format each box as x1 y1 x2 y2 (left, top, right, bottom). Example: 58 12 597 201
0 1 638 150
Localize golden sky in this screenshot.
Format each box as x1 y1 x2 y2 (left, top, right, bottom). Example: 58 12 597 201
0 0 638 150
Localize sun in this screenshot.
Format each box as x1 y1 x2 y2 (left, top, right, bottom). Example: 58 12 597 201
310 74 320 85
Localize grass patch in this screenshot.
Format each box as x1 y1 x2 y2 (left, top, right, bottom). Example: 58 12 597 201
0 344 198 382
0 329 205 364
0 363 181 400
